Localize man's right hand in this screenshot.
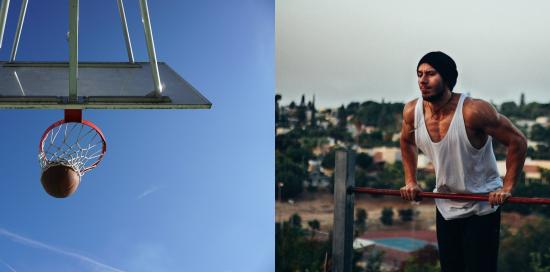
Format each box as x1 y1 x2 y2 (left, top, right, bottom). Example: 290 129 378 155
400 183 423 201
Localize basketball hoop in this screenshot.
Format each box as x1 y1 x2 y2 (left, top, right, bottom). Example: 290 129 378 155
0 0 211 197
38 109 107 177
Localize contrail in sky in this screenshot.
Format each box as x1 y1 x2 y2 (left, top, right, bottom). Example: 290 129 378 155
0 228 125 272
0 258 16 272
137 185 161 200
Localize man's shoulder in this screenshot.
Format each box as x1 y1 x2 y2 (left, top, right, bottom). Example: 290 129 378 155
463 96 493 108
463 97 497 115
403 98 419 122
403 98 419 114
462 96 499 127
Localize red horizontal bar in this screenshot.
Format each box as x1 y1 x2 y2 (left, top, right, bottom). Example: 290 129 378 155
352 187 550 205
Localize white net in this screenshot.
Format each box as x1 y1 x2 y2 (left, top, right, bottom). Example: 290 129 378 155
39 122 105 176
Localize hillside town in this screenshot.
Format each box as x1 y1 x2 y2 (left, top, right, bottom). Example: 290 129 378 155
276 93 550 272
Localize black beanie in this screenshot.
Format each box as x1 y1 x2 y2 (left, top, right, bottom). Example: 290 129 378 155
417 51 458 91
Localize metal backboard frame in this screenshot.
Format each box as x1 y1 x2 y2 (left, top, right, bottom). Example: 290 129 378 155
0 61 212 109
0 0 212 109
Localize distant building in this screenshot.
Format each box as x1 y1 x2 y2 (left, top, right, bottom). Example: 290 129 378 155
392 132 401 142
515 119 537 133
276 127 291 135
417 154 431 169
528 140 546 150
536 116 549 127
361 146 402 164
304 159 331 188
527 159 550 169
312 139 333 157
496 159 550 184
320 167 334 178
305 171 331 188
524 165 542 182
278 95 318 128
324 112 339 126
347 123 361 138
373 152 384 164
365 126 378 134
318 120 330 129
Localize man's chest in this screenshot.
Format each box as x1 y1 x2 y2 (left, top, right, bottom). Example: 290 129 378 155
424 113 454 143
424 106 486 148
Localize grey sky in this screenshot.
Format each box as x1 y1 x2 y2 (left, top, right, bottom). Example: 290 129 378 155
276 0 550 108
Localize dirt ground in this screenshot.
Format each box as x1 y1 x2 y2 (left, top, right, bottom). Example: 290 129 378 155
276 191 437 232
276 191 540 234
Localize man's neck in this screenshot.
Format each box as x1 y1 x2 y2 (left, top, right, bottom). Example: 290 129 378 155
428 91 453 112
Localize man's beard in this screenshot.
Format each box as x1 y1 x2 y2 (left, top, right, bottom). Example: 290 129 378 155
423 85 447 102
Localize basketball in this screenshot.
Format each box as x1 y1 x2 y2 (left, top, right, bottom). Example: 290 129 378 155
40 165 81 198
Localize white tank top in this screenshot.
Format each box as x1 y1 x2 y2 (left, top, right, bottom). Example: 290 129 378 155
414 93 503 220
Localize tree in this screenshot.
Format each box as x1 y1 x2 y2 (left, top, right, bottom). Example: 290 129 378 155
401 245 440 272
355 169 375 187
289 101 296 109
346 102 361 116
275 217 330 272
536 146 550 160
321 150 337 170
276 94 282 124
297 105 307 125
399 208 414 222
502 180 550 217
499 218 550 272
356 208 368 223
308 219 320 231
357 101 381 126
365 249 384 272
500 101 520 117
379 161 405 189
530 252 550 272
276 152 306 199
531 124 549 142
337 105 347 128
328 125 353 143
308 99 317 127
355 208 368 234
380 207 394 225
290 213 302 228
358 130 384 148
356 153 373 170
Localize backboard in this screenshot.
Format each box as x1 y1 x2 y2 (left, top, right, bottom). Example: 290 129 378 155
0 61 212 109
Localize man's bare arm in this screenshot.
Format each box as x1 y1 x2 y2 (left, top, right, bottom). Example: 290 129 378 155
400 99 422 201
465 99 528 205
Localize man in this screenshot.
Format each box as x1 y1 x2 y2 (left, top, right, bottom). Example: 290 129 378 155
399 51 527 272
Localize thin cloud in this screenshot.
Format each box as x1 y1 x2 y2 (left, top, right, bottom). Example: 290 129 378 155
0 259 16 272
277 0 550 107
0 228 125 272
137 186 161 200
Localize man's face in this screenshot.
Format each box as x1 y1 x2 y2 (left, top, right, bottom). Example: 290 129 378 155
417 63 447 102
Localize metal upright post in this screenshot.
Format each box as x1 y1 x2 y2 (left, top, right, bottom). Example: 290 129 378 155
138 0 162 96
278 182 284 232
68 0 79 103
9 0 28 62
0 0 10 48
332 150 355 272
116 0 134 63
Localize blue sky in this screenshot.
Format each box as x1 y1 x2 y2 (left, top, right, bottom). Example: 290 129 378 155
0 0 274 271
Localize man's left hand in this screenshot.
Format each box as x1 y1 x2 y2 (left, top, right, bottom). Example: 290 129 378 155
488 189 512 206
